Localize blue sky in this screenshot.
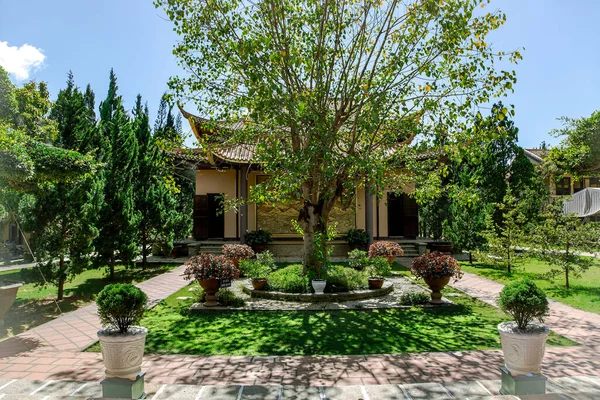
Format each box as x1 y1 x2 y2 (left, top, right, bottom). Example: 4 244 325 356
1 0 599 149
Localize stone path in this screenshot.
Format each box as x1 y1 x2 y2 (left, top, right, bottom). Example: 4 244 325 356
1 264 600 396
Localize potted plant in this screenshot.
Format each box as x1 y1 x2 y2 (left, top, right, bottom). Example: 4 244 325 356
344 229 370 251
368 241 404 264
0 280 23 327
365 256 392 289
222 244 255 268
410 251 463 304
311 265 328 295
498 279 550 376
245 229 272 253
348 249 369 271
96 284 148 380
184 254 240 307
248 263 271 290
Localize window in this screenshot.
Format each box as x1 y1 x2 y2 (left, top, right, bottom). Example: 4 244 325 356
589 177 600 188
555 177 571 196
574 180 585 193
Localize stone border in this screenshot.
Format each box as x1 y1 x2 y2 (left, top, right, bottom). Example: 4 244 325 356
241 282 394 303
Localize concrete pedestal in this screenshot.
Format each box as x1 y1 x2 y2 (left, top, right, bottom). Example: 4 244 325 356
101 372 146 399
499 367 546 395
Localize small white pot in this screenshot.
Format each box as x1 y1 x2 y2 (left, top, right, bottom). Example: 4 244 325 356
312 280 327 295
98 326 147 380
498 322 549 376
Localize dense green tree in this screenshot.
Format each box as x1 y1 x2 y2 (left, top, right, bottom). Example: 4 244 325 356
95 71 139 279
13 80 57 141
0 67 17 124
530 200 600 289
157 0 521 271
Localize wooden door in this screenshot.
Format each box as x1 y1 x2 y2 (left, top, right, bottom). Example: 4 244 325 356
387 193 419 238
207 193 225 239
193 195 209 240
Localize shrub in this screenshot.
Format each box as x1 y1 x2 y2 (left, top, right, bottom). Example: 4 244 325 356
348 249 369 270
267 264 310 293
368 241 404 257
245 229 273 246
499 279 549 330
183 254 240 281
239 259 254 277
255 250 276 269
239 251 275 278
399 292 430 306
365 256 392 279
326 265 368 292
344 229 369 247
195 287 246 307
222 244 255 259
96 284 148 334
248 263 272 280
410 251 463 281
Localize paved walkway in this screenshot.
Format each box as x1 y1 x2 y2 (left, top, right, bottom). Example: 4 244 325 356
0 267 599 392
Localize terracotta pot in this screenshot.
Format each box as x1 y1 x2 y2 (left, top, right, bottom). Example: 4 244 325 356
0 281 23 325
386 255 396 264
498 322 549 376
424 276 451 304
229 258 241 268
252 279 267 290
368 278 384 289
429 241 454 254
199 279 220 307
97 326 147 380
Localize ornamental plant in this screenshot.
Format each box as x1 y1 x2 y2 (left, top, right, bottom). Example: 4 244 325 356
245 229 273 246
365 256 392 279
222 244 255 259
348 249 369 270
345 229 370 248
410 252 463 281
96 283 148 334
368 241 404 258
499 279 549 330
183 254 240 281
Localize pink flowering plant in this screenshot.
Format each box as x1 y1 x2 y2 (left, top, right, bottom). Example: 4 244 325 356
222 244 255 259
368 241 404 257
410 252 463 281
183 254 240 281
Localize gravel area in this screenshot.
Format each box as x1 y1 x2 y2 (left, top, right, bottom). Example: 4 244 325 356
189 274 455 312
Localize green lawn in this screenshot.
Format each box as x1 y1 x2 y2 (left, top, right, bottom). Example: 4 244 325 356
460 257 600 314
87 280 575 356
0 264 178 338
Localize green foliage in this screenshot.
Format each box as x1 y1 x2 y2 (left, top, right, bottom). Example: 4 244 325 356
157 0 520 270
266 264 310 293
96 283 148 333
0 67 17 125
530 200 600 289
347 249 369 270
399 292 431 306
325 265 368 292
498 279 549 330
13 80 57 141
344 229 369 247
245 229 272 246
547 110 600 177
195 287 246 307
365 256 392 279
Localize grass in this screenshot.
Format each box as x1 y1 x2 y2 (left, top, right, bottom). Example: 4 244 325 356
0 264 178 339
86 266 575 356
460 257 600 314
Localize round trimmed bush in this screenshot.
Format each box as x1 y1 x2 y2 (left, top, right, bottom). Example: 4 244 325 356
96 283 148 334
499 279 549 330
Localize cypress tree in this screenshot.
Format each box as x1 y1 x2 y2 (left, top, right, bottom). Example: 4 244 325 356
95 71 139 280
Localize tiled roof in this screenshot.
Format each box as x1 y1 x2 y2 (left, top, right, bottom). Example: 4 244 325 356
212 144 255 163
523 148 547 164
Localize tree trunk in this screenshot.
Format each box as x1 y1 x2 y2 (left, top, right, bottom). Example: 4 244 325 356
57 255 65 301
141 229 147 270
507 247 511 274
468 252 473 264
300 200 332 276
109 252 116 281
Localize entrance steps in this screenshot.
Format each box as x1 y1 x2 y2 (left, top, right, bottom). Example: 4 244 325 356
188 241 239 256
389 240 420 257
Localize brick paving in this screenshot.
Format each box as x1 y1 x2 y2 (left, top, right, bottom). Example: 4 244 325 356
0 267 599 388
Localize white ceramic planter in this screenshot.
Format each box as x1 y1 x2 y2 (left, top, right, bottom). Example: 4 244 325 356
311 280 326 295
498 322 549 376
98 326 148 380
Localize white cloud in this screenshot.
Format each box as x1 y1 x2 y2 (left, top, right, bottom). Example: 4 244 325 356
0 41 46 80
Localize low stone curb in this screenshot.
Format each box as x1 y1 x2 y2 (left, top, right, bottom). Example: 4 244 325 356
241 282 394 302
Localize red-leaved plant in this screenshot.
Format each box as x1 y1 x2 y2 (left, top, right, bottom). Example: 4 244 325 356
368 241 404 257
410 251 463 281
183 254 240 281
222 244 255 259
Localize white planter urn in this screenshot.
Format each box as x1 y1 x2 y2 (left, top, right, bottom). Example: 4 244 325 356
98 326 148 380
498 322 549 376
311 280 326 295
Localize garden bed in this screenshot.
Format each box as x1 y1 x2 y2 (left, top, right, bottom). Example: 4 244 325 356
241 281 394 302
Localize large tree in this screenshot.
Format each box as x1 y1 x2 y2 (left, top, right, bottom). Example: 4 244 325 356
157 0 521 270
